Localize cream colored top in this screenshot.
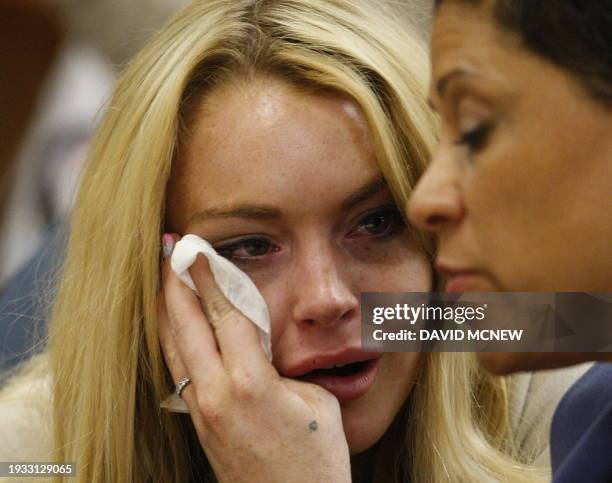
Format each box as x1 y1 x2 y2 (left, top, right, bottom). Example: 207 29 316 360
0 368 54 462
507 363 592 466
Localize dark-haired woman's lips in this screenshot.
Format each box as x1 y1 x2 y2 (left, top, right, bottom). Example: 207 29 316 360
436 263 486 292
444 272 485 292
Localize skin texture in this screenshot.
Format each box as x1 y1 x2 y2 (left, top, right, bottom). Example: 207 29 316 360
408 1 612 373
163 75 430 478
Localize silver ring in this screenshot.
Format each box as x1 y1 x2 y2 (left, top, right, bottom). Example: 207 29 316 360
175 376 192 398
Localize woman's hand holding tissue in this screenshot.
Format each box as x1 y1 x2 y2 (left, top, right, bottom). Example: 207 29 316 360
157 234 351 483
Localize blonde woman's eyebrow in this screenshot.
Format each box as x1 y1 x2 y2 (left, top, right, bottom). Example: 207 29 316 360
340 176 388 212
187 176 387 224
188 205 281 223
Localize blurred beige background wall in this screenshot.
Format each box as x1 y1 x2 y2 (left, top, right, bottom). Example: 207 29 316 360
0 0 433 287
53 0 191 66
54 0 432 66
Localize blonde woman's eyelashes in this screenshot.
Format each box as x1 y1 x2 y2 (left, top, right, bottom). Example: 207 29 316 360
348 206 406 240
215 235 278 261
213 206 407 263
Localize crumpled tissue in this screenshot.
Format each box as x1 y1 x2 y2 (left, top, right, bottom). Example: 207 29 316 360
160 234 272 413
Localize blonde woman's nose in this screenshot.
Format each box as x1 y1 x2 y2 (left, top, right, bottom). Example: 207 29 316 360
290 253 359 328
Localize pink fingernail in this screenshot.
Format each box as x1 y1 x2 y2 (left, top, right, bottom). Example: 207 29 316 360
162 234 175 258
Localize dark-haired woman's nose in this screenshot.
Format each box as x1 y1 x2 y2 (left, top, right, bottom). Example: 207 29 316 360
291 251 359 328
408 153 464 233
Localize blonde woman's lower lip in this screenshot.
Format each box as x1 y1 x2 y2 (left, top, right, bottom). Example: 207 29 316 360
298 358 381 404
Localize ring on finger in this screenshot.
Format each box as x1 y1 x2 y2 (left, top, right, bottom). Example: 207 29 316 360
175 376 192 398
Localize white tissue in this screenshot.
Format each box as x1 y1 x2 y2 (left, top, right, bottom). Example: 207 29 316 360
160 234 272 413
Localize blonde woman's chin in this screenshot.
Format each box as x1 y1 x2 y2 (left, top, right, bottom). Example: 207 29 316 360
339 352 421 455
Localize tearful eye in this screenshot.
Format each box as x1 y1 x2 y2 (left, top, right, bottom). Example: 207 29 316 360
349 207 406 238
215 236 279 260
363 213 393 235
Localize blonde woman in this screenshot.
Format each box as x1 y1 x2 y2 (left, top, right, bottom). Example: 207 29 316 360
0 1 585 482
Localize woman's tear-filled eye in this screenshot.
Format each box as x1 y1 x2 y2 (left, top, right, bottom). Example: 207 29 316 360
215 236 280 262
348 207 406 239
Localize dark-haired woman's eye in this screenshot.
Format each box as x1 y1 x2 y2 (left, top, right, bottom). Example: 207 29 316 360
348 207 406 239
456 122 493 153
215 236 279 261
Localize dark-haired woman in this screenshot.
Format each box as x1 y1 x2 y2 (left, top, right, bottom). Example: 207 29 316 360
409 1 612 482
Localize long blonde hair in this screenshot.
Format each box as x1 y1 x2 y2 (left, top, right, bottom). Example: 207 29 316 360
10 1 544 481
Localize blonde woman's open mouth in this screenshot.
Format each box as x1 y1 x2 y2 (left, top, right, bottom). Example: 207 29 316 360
281 348 383 404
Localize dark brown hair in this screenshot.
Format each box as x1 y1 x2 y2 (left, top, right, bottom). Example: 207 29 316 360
435 0 612 105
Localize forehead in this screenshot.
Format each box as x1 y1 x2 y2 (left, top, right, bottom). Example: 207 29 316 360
432 3 503 70
167 77 380 224
430 3 530 97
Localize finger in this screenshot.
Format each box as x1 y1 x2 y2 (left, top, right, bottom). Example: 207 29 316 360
162 234 224 386
189 253 271 369
157 291 200 411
